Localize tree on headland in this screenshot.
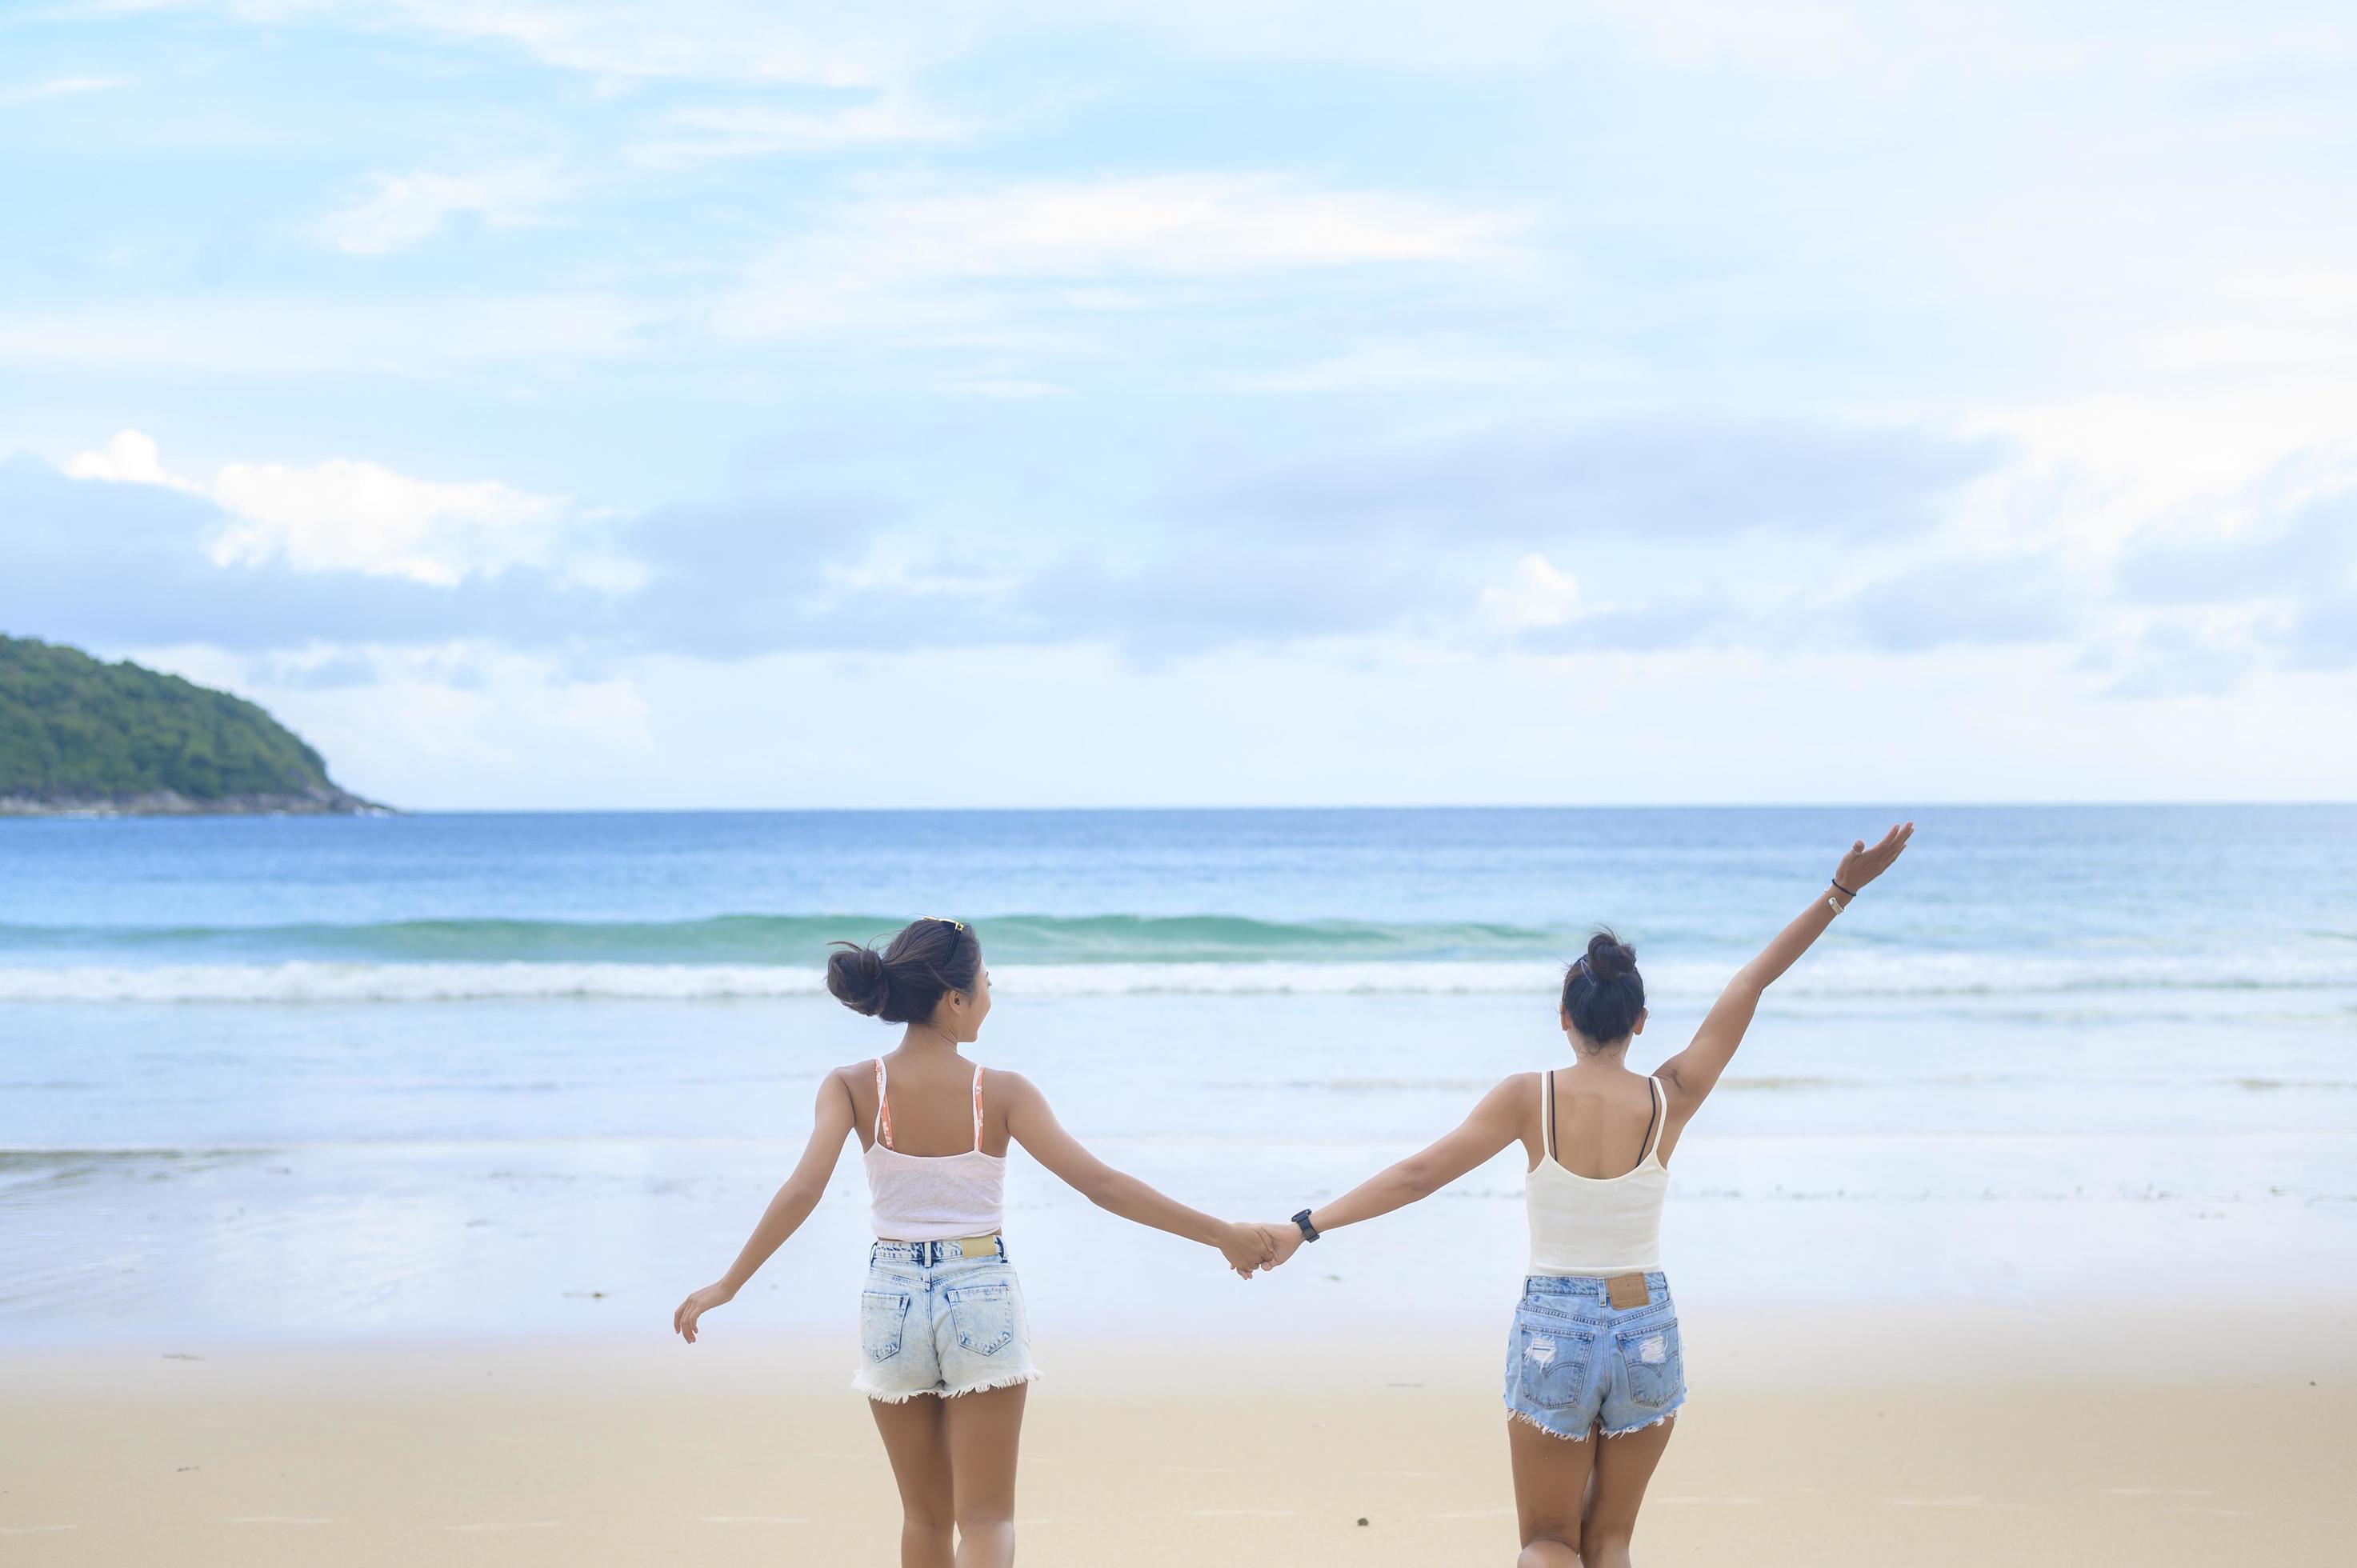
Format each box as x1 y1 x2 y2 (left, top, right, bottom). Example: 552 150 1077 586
0 634 379 814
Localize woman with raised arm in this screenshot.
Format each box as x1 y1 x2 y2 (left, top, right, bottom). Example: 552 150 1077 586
1258 826 1912 1568
673 916 1273 1568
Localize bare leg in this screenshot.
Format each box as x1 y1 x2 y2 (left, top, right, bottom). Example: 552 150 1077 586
870 1395 956 1568
1507 1416 1596 1566
1579 1418 1675 1568
942 1381 1028 1567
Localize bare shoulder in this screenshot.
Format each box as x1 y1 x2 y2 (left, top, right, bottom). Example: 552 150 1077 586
1481 1070 1540 1115
986 1068 1043 1104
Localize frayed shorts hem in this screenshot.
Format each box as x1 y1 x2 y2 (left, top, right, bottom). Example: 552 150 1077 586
853 1367 1041 1405
1506 1406 1591 1442
1506 1395 1684 1442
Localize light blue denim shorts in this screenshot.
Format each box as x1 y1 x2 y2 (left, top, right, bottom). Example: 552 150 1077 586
854 1238 1040 1403
1503 1272 1687 1440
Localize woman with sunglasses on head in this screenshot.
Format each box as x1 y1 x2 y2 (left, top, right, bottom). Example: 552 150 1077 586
672 914 1275 1568
1255 825 1913 1568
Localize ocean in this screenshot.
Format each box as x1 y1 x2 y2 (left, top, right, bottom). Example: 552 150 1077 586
3 806 2353 1346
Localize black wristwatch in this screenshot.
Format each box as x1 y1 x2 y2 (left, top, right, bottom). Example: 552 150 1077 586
1291 1208 1321 1243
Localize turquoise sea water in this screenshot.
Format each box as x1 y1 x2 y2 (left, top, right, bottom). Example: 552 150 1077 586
2 806 2353 1343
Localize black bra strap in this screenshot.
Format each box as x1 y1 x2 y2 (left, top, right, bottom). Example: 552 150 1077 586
1543 1070 1557 1161
1633 1076 1663 1173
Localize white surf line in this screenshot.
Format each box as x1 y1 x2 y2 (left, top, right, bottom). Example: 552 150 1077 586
445 1520 562 1532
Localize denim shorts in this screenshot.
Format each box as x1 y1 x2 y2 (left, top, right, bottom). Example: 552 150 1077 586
1503 1272 1687 1440
853 1238 1040 1403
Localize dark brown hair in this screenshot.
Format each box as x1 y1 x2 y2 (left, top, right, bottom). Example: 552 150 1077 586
826 917 980 1025
1561 928 1643 1047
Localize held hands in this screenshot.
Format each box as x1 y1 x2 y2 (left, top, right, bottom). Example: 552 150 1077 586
1835 821 1914 894
1216 1218 1307 1278
1257 1220 1305 1271
1217 1221 1280 1278
672 1279 737 1343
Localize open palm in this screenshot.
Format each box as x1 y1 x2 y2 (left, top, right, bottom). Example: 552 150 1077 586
1836 822 1913 891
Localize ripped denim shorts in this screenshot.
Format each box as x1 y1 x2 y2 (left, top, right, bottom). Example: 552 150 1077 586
1503 1272 1687 1440
853 1238 1040 1404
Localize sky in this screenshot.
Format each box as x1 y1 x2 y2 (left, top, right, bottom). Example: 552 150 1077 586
2 1 2353 809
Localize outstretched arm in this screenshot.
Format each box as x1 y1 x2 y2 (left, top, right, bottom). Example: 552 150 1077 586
999 1072 1273 1276
1659 822 1913 1116
674 1070 857 1342
1261 1074 1530 1267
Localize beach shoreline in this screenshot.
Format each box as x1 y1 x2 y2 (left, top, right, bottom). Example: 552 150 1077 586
6 1305 2352 1566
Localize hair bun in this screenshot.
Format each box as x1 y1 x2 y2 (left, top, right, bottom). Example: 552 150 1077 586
1584 930 1636 982
825 942 891 1017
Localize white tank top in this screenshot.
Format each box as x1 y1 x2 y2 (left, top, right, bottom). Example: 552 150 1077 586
1525 1070 1669 1275
862 1058 1006 1242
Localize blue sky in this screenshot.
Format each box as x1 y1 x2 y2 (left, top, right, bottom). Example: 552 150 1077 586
3 1 2353 807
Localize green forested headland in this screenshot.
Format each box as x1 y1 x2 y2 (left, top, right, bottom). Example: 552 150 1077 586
0 634 378 814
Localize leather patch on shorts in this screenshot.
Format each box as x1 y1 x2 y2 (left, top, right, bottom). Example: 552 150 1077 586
1605 1274 1651 1310
957 1235 999 1259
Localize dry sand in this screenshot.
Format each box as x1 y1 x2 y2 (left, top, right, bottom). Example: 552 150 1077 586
5 1307 2351 1566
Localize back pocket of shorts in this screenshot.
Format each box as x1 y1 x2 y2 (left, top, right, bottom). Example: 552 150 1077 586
1515 1316 1594 1410
1616 1319 1682 1410
945 1282 1015 1357
860 1290 910 1362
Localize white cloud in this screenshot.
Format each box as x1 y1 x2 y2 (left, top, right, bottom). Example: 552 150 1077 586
832 174 1525 278
198 0 971 86
0 75 129 106
714 174 1525 340
938 377 1072 400
63 430 635 589
627 92 972 168
1479 554 1582 630
0 293 654 370
64 429 202 491
1216 342 1556 394
313 162 578 254
207 459 571 584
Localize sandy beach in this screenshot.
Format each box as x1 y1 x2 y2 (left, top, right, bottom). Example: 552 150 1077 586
7 1302 2352 1566
7 810 2354 1563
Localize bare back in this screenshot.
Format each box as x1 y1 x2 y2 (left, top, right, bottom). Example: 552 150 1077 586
841 1051 1014 1158
1519 1063 1686 1177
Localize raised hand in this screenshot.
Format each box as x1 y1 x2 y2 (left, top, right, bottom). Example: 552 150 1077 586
1217 1221 1277 1278
1835 821 1913 892
673 1279 736 1343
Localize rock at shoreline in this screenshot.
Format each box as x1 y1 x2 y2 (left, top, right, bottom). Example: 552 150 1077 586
0 786 387 818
